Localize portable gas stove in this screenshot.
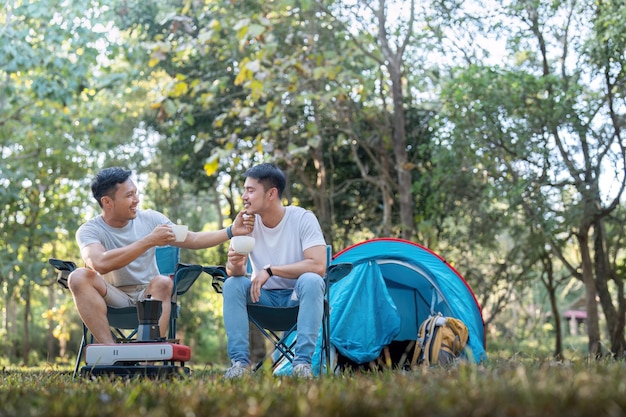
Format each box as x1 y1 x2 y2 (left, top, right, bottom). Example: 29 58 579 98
80 297 192 378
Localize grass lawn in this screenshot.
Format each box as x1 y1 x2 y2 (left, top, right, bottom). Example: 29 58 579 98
2 358 626 417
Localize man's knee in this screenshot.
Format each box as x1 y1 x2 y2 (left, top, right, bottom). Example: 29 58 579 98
223 276 249 297
298 273 324 292
67 267 98 292
149 275 174 298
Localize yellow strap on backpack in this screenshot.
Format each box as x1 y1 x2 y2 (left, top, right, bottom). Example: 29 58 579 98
411 314 441 367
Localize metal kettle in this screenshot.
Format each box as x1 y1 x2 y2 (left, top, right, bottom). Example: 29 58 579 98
136 295 162 341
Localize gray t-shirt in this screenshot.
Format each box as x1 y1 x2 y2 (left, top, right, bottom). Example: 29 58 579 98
75 209 173 287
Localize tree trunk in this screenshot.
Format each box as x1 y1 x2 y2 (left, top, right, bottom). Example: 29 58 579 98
311 145 331 241
373 0 415 239
389 67 414 239
577 230 602 357
550 288 563 360
3 291 13 358
593 216 626 356
22 291 30 365
543 254 563 359
47 287 57 360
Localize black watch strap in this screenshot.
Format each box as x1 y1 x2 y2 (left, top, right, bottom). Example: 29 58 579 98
265 266 274 277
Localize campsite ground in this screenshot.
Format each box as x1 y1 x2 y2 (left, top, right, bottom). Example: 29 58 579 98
3 356 626 417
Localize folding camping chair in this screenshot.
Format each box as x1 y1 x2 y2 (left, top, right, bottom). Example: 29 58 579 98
213 245 352 375
49 245 227 377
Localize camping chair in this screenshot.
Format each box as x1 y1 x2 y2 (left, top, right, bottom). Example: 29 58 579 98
48 245 227 377
213 245 353 375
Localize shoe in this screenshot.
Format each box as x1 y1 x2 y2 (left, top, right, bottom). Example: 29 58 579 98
223 360 248 379
292 364 314 378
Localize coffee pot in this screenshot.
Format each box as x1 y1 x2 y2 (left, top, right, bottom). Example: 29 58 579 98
136 295 162 341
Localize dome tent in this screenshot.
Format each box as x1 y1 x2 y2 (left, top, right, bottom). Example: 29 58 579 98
326 237 487 368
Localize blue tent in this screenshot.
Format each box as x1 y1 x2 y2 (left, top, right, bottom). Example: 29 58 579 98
327 238 487 366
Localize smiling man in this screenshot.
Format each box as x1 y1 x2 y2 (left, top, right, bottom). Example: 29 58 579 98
68 167 253 344
223 163 327 378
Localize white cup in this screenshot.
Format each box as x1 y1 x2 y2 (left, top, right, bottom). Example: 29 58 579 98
231 236 255 254
171 224 189 242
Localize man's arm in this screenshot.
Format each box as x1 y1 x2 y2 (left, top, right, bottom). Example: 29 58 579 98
177 210 254 250
81 224 173 275
263 244 327 279
248 244 327 304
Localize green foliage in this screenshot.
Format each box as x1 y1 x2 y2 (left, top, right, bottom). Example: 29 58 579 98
0 0 171 364
2 0 626 366
139 0 435 243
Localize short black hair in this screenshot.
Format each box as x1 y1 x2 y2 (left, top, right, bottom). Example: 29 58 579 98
91 167 133 208
244 163 286 198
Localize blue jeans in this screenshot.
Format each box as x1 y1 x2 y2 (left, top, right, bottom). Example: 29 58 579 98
222 273 325 366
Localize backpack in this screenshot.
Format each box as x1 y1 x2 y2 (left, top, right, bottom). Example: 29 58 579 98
411 313 469 367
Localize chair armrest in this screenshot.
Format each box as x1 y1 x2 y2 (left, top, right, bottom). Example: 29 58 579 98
203 265 227 294
48 258 77 290
173 263 228 296
326 263 353 284
172 263 204 296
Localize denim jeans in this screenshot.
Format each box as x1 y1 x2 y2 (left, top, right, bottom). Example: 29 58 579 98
222 272 325 366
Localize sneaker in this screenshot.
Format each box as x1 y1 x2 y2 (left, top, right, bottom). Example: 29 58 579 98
292 364 314 379
223 360 248 379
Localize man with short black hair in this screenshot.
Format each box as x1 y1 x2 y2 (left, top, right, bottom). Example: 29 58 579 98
223 163 327 378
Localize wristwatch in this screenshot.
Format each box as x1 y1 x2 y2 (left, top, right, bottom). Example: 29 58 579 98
263 264 274 277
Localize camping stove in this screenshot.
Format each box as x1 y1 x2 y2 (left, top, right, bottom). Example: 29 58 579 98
81 297 191 377
84 342 191 365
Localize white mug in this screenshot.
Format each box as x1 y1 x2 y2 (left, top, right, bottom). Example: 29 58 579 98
171 224 189 242
231 236 255 254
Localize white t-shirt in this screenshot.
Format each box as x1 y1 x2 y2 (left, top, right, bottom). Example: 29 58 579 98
75 209 173 287
248 205 326 290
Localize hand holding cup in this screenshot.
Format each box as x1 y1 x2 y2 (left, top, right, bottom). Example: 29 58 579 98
231 235 255 254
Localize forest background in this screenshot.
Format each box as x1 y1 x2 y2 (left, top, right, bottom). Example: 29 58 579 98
1 0 625 367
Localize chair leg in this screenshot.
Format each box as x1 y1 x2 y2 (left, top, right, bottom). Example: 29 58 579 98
168 302 179 341
249 319 297 372
73 325 88 378
268 332 297 370
252 329 296 371
322 301 331 375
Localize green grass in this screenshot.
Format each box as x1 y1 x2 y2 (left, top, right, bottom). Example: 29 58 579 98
2 359 626 417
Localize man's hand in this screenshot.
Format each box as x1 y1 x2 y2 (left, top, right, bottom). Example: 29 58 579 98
250 270 270 303
147 224 177 246
226 246 248 277
231 210 254 236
